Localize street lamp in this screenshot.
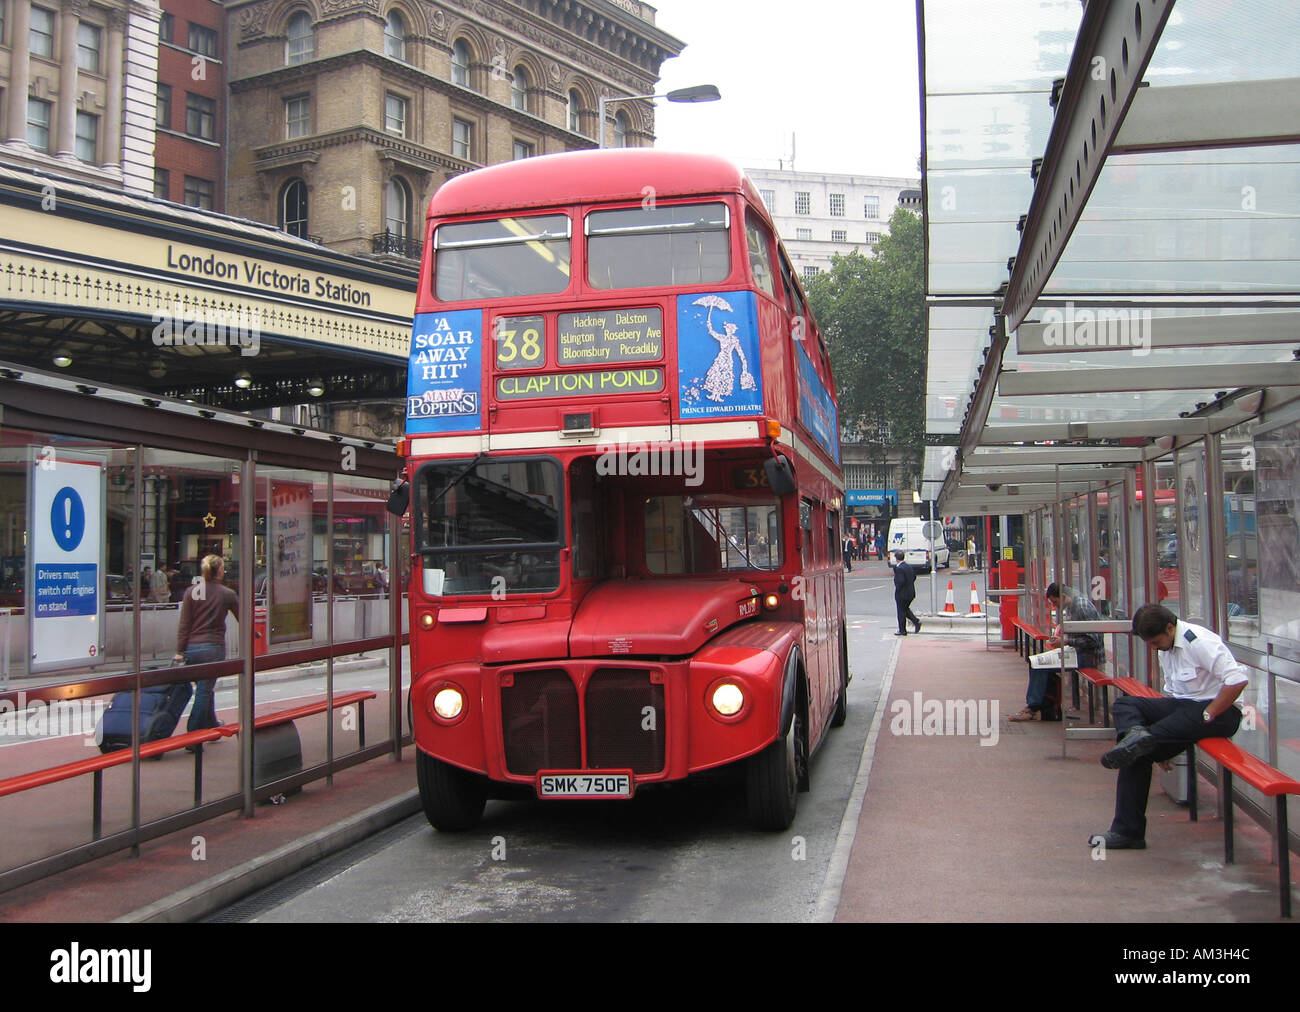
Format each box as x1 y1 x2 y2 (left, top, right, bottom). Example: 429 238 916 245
597 84 720 148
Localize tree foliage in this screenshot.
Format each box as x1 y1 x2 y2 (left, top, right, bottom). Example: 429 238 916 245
805 207 926 484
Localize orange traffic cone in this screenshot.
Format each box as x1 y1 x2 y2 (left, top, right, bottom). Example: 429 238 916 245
942 580 956 613
968 581 983 615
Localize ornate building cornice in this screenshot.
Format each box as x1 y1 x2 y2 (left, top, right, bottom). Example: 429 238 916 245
231 49 598 148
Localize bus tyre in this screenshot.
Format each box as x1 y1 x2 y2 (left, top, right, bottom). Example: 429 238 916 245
746 708 802 831
416 749 487 832
831 628 849 728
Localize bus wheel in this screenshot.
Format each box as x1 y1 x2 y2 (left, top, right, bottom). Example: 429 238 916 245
746 706 802 831
416 749 487 832
831 628 849 728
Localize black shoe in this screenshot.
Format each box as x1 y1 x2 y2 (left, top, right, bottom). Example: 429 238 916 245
1090 830 1146 850
1101 727 1158 769
912 621 922 634
894 631 908 636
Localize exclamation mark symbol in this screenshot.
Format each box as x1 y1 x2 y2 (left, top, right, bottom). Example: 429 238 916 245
65 496 73 543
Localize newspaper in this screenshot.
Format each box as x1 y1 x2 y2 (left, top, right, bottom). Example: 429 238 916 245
1029 646 1078 669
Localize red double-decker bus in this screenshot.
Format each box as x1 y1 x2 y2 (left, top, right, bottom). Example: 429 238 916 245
391 149 848 831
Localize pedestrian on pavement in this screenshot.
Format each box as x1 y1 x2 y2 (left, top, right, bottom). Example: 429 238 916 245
149 564 170 604
1092 603 1247 850
172 554 239 732
893 550 921 636
967 536 978 571
843 534 854 572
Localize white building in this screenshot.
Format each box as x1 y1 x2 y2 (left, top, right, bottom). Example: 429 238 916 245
746 167 921 280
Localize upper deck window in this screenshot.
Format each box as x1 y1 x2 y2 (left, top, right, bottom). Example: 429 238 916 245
434 213 571 302
586 202 730 291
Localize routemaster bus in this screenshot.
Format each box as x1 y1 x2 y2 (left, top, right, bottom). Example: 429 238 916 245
388 149 848 831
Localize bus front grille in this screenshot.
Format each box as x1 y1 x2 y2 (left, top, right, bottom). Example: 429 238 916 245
585 669 666 774
501 669 581 775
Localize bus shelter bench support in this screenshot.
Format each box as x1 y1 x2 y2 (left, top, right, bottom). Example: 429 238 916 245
1192 737 1300 920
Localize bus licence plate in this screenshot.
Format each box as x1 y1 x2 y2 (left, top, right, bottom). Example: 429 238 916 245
537 772 633 799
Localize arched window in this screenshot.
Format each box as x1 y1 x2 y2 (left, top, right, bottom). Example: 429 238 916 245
385 177 412 241
384 11 405 60
613 110 629 147
286 12 313 65
451 38 471 88
511 65 528 111
568 89 583 134
280 179 308 238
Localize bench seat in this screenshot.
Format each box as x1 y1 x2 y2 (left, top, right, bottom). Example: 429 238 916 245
0 689 378 841
1109 677 1299 917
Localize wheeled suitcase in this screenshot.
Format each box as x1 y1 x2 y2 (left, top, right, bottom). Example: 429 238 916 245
253 722 302 798
97 683 193 753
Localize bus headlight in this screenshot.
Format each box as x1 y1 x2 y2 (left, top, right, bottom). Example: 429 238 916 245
711 682 745 716
763 593 780 610
432 687 464 720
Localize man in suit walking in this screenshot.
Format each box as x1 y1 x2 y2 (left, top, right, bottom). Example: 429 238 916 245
893 551 921 636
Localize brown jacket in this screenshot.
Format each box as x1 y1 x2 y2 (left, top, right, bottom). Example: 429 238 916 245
177 579 239 652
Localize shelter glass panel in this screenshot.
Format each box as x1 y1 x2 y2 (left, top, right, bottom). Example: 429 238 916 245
1255 418 1300 649
1220 424 1260 651
1153 458 1180 617
1176 446 1211 626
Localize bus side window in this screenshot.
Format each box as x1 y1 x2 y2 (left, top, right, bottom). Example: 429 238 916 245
745 211 778 302
777 250 810 337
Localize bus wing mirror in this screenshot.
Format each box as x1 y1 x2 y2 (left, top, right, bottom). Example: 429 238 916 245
763 456 796 497
386 480 410 516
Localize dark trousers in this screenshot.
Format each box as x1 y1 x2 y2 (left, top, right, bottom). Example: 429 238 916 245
896 596 919 634
1109 696 1241 840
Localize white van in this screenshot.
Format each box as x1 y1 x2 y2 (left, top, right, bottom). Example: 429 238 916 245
886 518 950 572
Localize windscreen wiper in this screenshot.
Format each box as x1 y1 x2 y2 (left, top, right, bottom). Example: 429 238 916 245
427 453 486 509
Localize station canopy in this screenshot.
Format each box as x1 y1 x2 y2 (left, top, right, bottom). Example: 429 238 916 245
920 0 1300 514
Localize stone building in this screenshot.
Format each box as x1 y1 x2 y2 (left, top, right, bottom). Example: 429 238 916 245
1 0 159 192
746 167 921 282
223 0 685 263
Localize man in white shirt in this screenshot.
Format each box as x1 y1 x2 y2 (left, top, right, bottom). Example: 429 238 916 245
1093 603 1248 850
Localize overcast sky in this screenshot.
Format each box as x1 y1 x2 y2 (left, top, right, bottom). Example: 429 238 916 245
644 0 922 179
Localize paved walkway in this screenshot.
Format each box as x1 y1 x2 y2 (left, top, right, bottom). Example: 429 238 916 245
0 636 1293 922
834 635 1294 922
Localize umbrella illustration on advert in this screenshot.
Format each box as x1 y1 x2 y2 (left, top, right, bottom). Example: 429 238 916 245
692 295 756 403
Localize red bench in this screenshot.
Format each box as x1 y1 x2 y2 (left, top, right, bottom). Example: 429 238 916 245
1077 667 1115 726
1110 677 1299 917
1010 617 1050 660
1192 739 1300 919
0 690 377 841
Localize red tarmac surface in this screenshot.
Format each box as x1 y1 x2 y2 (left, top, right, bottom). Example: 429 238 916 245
0 638 1294 922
